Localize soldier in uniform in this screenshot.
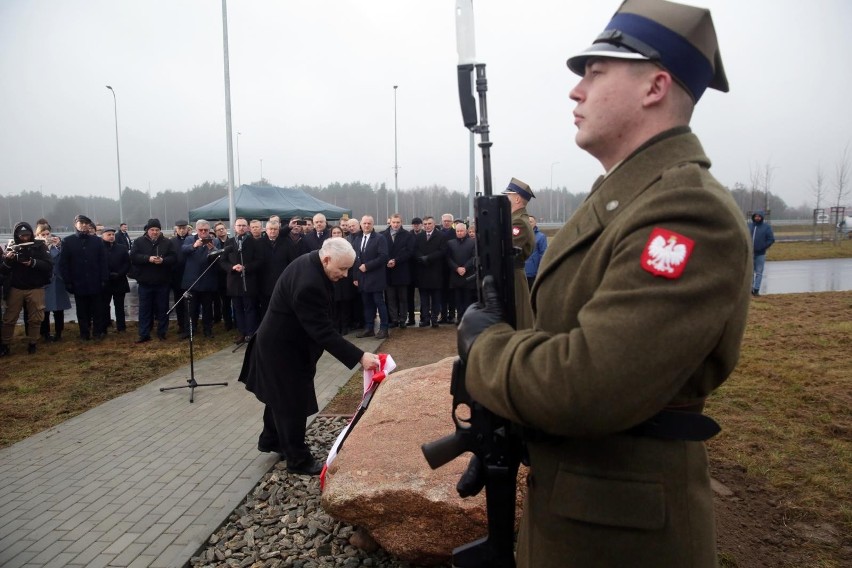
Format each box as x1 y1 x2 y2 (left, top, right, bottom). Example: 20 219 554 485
458 1 751 566
502 178 535 329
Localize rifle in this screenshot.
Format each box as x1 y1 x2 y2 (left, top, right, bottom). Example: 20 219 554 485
420 2 522 566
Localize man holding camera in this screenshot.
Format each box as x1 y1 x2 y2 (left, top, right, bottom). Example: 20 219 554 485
1 222 53 356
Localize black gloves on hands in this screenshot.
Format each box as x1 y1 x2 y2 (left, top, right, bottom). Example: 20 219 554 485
457 275 504 363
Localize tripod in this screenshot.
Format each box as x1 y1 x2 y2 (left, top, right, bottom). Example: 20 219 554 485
160 247 229 403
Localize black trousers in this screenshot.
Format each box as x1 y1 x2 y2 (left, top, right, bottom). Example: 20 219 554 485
171 285 188 331
40 310 65 338
189 290 216 335
260 405 313 466
102 290 127 331
75 293 106 338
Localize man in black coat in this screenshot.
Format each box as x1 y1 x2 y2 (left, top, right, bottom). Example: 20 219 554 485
445 222 476 319
221 218 263 344
170 220 192 337
59 214 109 340
130 218 177 342
100 228 130 333
116 223 133 252
383 214 414 328
238 238 380 475
413 216 446 327
258 219 294 320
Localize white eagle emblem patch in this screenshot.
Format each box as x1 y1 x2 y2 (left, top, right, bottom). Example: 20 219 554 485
512 226 521 237
641 228 694 279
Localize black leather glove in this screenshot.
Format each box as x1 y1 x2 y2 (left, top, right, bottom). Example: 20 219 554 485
456 455 486 498
457 275 504 363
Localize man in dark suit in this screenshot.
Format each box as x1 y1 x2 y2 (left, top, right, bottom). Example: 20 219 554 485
383 214 414 328
238 238 380 475
353 215 389 339
301 213 331 252
116 223 133 252
413 216 446 328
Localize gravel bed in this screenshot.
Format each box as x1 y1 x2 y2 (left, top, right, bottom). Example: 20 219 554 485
190 416 445 568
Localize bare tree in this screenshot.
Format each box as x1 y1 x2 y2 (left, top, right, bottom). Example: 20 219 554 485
833 144 850 210
812 164 826 212
833 144 850 243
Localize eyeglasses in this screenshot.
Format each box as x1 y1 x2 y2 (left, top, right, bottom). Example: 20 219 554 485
197 228 210 232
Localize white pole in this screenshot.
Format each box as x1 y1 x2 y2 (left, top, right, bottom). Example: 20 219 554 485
221 0 236 228
106 86 123 224
393 85 399 214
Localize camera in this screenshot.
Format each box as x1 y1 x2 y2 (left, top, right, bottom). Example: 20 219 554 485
7 242 35 263
201 236 213 243
296 220 307 226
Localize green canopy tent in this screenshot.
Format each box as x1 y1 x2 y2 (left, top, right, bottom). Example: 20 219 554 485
188 184 351 223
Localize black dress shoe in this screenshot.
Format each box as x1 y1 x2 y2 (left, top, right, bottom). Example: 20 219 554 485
398 322 407 329
431 322 439 328
287 458 324 476
375 329 388 339
418 321 430 328
135 336 151 344
355 329 375 338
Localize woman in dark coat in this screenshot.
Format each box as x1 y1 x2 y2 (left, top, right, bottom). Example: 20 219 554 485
238 238 379 475
329 226 356 334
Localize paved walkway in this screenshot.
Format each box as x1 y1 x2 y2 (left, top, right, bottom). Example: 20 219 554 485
0 335 383 568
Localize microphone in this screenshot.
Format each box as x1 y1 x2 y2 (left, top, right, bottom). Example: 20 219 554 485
207 245 231 259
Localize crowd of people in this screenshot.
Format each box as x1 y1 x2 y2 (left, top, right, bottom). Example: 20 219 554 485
0 204 523 356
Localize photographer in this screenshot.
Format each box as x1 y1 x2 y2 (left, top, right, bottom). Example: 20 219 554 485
1 222 53 356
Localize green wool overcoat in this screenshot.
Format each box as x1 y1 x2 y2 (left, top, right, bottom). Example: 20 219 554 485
467 128 752 567
512 206 535 329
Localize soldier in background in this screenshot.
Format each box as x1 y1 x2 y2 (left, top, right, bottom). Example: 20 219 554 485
502 177 536 329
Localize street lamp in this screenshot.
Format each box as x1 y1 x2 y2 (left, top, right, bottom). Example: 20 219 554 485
393 85 399 214
106 85 124 224
236 131 242 187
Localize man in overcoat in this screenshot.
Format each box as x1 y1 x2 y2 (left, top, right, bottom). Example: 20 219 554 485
458 1 751 566
383 214 414 328
502 178 536 329
59 214 109 340
100 227 130 333
238 238 380 475
130 219 177 342
353 215 390 339
413 216 446 328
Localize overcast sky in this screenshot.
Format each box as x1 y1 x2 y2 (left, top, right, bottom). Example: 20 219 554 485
1 0 850 210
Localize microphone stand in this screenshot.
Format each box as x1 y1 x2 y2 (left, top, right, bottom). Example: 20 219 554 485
160 247 229 403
